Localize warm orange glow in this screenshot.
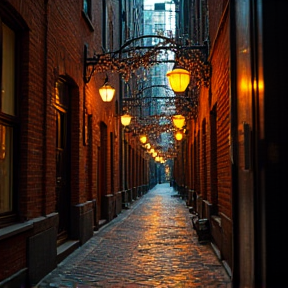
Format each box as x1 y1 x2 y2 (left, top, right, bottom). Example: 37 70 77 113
166 68 190 92
172 115 185 129
175 131 183 141
139 134 147 144
145 143 151 149
121 114 132 126
99 83 115 102
253 79 264 93
240 78 264 94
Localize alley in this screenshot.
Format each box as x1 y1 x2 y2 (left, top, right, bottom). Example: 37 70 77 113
36 184 231 288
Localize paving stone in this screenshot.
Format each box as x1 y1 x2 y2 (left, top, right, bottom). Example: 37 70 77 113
36 184 231 288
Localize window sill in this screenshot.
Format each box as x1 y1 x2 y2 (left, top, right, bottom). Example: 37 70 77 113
82 10 94 32
0 221 33 241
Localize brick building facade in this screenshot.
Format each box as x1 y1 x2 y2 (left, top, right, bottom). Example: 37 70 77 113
0 0 151 286
173 0 288 287
1 0 288 287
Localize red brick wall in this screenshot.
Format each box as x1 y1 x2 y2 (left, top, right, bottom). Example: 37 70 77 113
0 0 121 282
17 0 120 208
208 0 229 45
210 8 231 218
190 1 231 219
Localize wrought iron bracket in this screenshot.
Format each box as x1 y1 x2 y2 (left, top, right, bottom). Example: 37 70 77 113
84 35 210 86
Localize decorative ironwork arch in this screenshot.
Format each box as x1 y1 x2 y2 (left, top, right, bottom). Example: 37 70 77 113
84 35 210 86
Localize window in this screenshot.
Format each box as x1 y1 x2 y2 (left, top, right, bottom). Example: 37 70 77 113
102 0 107 51
82 0 94 31
0 21 18 225
83 0 91 19
102 2 114 52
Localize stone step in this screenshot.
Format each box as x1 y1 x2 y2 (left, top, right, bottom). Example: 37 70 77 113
57 240 80 264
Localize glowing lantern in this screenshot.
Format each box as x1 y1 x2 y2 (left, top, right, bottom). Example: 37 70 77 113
172 115 185 129
139 135 147 144
99 82 115 102
145 143 151 150
166 68 190 92
121 114 132 126
175 131 183 141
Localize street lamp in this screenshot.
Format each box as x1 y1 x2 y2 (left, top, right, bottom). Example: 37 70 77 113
172 115 185 129
175 130 183 141
99 75 115 102
121 114 132 126
166 68 190 93
139 134 147 144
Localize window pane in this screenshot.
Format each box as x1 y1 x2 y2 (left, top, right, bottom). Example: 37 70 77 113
1 23 15 116
55 81 69 108
0 125 13 213
83 0 91 18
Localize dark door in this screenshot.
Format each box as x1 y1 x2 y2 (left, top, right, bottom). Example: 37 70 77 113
55 80 70 245
99 122 107 220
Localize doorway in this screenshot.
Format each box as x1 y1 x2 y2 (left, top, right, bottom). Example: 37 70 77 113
55 79 71 245
99 122 108 220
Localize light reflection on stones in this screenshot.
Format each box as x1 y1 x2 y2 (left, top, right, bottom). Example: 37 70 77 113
37 183 231 288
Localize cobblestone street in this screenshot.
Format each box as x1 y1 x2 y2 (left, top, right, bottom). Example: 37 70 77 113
35 184 232 288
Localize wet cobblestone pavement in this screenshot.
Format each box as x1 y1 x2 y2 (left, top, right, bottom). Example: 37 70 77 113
36 183 232 288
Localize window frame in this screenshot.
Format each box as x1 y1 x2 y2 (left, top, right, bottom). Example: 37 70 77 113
82 0 94 31
0 17 20 228
102 0 107 51
83 0 92 19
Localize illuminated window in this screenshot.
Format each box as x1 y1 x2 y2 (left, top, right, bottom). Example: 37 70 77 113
0 22 17 224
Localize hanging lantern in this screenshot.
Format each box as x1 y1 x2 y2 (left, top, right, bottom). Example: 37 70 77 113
172 115 185 129
99 79 116 102
175 131 183 141
166 68 190 93
139 134 147 144
145 143 151 150
152 152 157 157
121 114 132 126
149 148 155 154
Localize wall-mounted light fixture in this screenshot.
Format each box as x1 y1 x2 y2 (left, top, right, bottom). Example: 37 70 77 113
175 130 183 141
120 114 132 127
83 36 210 160
172 115 185 129
144 143 151 150
99 75 115 102
83 36 210 87
139 134 147 144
